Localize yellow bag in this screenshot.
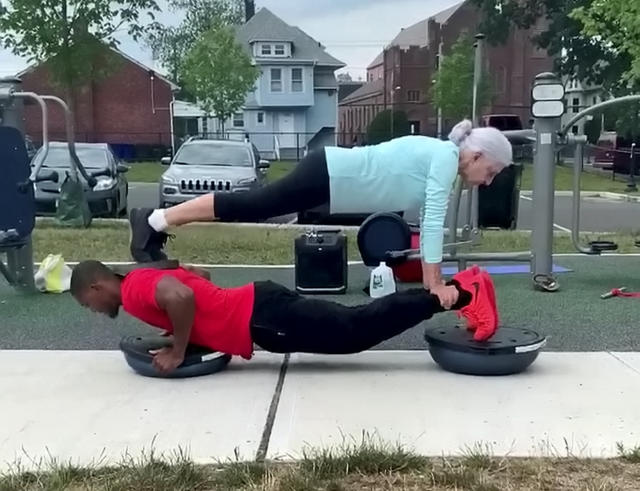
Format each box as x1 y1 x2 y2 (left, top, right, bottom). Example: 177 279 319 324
34 254 72 293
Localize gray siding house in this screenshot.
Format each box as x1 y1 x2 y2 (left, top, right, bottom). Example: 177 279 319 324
175 8 345 160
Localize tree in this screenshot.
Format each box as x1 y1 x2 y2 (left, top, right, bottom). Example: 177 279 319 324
0 0 159 103
430 33 492 123
470 0 634 92
146 0 245 96
603 103 640 142
366 110 410 144
181 23 259 134
337 72 353 82
571 0 640 86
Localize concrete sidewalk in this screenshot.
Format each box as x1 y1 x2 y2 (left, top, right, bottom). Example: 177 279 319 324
2 350 639 471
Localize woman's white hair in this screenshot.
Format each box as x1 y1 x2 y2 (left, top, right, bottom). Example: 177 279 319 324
448 119 513 167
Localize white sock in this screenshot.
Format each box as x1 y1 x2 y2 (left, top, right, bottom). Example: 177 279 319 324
148 209 169 232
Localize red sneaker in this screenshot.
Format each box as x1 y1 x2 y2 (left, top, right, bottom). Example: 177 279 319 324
479 269 500 328
452 266 498 341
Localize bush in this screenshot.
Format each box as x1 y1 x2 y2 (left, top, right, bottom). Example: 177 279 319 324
366 110 411 144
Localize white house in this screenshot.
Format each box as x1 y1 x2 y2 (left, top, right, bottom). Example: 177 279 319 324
174 8 346 159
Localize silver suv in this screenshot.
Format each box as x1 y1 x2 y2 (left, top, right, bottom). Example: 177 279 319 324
159 139 270 208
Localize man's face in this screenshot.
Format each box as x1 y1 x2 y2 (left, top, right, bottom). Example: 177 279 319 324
75 282 120 319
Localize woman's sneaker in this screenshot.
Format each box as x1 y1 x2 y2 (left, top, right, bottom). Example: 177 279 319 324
452 266 498 341
129 208 169 262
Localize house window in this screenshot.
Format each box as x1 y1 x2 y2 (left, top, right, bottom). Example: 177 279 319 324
593 96 598 105
572 125 579 134
257 112 265 124
271 68 282 92
407 90 420 102
274 44 285 56
233 112 244 128
261 44 272 56
572 97 580 113
291 68 303 92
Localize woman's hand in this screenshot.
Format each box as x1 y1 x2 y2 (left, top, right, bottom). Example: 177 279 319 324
429 283 459 310
422 262 458 309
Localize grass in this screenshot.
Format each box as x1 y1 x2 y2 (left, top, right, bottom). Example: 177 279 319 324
2 437 640 490
31 220 640 264
124 161 165 183
520 162 640 194
124 160 296 183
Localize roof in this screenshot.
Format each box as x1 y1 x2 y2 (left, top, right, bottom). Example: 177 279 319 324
338 81 365 102
340 78 384 104
184 139 251 148
16 46 180 91
390 19 430 48
433 1 464 24
366 2 464 67
47 142 109 149
367 52 383 69
235 8 345 68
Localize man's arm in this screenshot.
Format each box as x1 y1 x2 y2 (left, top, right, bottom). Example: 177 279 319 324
154 276 195 367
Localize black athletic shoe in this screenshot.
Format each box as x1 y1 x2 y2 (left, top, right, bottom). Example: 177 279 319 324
129 208 169 263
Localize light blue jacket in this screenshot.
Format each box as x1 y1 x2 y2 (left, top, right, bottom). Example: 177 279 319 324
324 136 459 263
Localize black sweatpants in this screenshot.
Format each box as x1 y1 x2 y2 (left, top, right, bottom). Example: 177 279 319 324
249 281 448 354
215 149 329 222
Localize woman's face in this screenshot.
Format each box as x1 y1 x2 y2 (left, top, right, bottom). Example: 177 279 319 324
459 150 504 187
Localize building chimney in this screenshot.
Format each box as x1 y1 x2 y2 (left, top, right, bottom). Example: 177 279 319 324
244 0 255 22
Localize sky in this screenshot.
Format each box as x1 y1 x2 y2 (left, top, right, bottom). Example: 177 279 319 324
0 0 461 80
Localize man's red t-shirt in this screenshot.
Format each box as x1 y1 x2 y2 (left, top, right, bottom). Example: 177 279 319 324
120 268 255 359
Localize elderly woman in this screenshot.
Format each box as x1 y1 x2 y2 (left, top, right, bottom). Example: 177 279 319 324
128 119 512 310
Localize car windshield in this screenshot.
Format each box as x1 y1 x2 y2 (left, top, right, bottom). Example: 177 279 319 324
174 143 253 167
35 146 109 169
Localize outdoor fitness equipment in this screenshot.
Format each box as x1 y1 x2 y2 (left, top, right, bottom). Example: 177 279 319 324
119 335 232 378
0 77 95 292
424 325 546 376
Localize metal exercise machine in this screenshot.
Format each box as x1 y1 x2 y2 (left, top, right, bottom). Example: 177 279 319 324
0 77 94 292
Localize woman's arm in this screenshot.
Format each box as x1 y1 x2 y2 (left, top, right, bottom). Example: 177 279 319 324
420 145 460 306
422 262 444 290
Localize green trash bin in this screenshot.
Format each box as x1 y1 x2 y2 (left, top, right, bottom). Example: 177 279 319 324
478 162 522 230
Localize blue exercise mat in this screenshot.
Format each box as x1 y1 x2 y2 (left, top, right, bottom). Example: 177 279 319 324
442 264 572 275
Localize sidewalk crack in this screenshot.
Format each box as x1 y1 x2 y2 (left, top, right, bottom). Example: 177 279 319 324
256 353 289 462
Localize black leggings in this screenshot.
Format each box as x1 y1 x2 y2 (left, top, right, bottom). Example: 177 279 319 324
249 281 446 354
215 149 329 221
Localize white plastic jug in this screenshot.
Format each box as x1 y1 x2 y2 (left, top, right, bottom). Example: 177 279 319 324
369 262 397 298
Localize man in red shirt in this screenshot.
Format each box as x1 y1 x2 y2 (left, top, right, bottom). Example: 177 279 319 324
70 261 498 374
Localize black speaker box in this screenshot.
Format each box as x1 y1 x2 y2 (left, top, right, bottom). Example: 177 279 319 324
294 230 348 294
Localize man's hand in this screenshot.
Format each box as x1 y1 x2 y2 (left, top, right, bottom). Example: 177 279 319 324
430 283 459 310
150 346 185 374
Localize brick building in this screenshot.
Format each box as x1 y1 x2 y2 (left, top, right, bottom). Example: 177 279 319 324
18 47 178 159
338 0 553 145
